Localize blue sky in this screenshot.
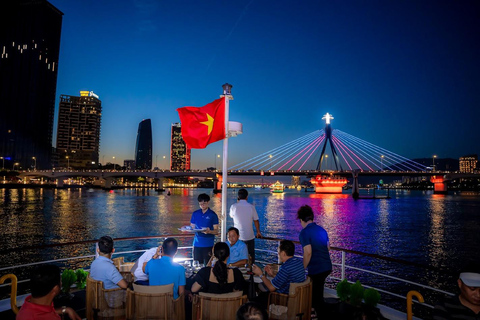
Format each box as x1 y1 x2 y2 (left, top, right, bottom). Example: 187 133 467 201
49 0 480 169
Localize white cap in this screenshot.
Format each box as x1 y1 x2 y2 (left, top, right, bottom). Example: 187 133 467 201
459 272 480 287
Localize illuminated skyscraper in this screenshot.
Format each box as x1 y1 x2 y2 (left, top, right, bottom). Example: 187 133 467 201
0 0 63 169
170 123 190 171
459 155 478 173
135 119 152 169
56 91 102 169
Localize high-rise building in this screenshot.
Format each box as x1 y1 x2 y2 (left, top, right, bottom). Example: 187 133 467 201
135 119 152 169
170 123 190 171
56 91 102 169
0 0 63 169
124 160 135 170
459 155 478 173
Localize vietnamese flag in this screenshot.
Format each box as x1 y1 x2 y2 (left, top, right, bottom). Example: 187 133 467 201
176 97 226 149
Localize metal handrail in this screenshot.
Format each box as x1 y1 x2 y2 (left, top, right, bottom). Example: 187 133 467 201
0 234 455 315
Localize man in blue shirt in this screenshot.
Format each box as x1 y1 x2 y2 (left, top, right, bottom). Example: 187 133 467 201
252 240 306 294
90 236 129 290
297 205 332 316
226 227 248 267
143 238 186 299
190 193 219 265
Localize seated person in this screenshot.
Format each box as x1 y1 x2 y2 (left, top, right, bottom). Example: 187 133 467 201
143 237 186 299
191 242 245 294
252 240 306 294
236 301 268 320
433 262 480 319
227 227 249 267
17 264 81 320
133 246 160 285
90 236 128 290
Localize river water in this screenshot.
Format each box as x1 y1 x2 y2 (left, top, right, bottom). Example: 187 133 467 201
1 187 479 313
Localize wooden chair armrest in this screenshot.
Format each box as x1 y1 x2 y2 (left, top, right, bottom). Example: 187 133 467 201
268 291 289 306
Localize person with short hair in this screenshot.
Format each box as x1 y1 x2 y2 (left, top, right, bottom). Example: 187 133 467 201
16 264 81 320
190 193 219 264
229 188 262 263
191 242 245 294
89 236 128 290
227 227 249 267
297 205 332 315
252 240 306 294
236 301 268 320
143 237 186 299
433 262 480 319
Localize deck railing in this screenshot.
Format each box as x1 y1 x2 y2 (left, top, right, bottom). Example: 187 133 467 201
0 234 455 317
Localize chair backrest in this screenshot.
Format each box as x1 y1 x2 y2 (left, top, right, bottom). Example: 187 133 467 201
133 283 174 294
112 257 124 269
193 291 247 320
126 288 185 320
268 277 312 320
86 277 126 320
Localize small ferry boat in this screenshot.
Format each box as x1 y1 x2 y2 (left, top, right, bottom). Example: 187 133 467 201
270 181 285 193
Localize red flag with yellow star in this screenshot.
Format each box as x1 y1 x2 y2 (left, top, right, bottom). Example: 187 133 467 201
176 97 226 149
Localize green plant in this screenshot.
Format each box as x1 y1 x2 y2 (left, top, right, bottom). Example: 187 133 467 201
75 269 88 289
61 269 77 293
363 288 381 307
336 279 351 302
350 281 364 307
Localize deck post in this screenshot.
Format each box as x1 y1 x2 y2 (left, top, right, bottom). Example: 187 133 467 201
341 251 346 280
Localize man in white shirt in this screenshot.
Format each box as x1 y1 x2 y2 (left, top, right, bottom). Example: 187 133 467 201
229 188 262 263
133 246 160 285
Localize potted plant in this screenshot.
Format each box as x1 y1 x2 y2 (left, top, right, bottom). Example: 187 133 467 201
61 269 77 296
75 269 88 290
333 279 386 320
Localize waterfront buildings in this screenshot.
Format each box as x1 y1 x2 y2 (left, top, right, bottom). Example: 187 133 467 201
459 155 478 173
56 91 102 169
0 0 63 169
170 123 191 171
124 160 135 170
135 119 152 169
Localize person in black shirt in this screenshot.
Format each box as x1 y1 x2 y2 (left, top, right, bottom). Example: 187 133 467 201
191 242 245 294
433 262 480 319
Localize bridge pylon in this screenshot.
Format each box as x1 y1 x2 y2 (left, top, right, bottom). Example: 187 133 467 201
316 113 342 171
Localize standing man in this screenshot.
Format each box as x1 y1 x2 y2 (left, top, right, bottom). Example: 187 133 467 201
433 263 480 319
229 188 262 263
16 265 81 320
143 238 186 299
190 193 219 265
297 205 332 316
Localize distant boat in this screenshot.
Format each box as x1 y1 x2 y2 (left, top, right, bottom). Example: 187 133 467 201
270 181 285 193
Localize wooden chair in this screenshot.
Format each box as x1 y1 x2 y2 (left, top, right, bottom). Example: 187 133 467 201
112 257 125 270
126 283 185 320
192 291 247 320
86 277 126 320
268 277 312 320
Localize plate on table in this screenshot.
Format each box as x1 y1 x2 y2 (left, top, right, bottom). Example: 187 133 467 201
178 226 207 233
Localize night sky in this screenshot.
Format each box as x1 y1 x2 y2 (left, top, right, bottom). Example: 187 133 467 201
48 0 480 169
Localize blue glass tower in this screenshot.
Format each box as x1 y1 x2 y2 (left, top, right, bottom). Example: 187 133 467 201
135 119 152 169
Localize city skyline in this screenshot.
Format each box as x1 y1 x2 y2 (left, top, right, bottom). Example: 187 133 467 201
48 0 479 169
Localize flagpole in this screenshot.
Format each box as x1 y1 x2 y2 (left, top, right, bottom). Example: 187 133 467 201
220 84 233 242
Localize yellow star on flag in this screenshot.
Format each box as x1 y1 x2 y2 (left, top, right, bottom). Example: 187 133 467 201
200 113 214 135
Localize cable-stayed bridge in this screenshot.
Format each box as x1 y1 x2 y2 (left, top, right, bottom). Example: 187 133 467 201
229 128 428 173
